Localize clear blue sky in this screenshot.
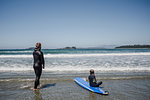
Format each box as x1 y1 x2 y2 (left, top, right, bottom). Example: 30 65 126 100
0 0 150 49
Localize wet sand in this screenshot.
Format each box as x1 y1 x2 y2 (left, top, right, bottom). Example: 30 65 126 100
0 72 150 100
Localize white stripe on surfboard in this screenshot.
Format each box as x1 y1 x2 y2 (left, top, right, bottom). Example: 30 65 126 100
75 79 94 92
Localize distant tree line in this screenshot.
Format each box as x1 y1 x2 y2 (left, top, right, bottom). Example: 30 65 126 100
59 46 76 49
115 45 150 48
64 47 76 49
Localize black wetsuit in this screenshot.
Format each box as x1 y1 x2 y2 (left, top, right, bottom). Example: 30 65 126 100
33 48 45 89
88 74 102 87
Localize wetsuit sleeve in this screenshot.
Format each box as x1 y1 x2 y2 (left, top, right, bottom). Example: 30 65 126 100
94 76 97 83
88 75 92 84
41 52 45 67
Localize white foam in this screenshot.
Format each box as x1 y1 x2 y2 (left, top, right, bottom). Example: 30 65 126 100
0 52 150 58
0 67 32 72
20 85 30 89
0 79 14 82
0 55 32 58
47 53 150 58
1 51 32 53
44 66 150 72
1 66 149 72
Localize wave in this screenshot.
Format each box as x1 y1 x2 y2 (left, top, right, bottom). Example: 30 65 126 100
0 52 150 58
0 50 32 53
0 66 150 72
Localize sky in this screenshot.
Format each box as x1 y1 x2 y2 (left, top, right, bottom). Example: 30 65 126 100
0 0 150 49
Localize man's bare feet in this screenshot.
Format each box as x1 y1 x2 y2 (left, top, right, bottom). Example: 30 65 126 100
32 88 40 90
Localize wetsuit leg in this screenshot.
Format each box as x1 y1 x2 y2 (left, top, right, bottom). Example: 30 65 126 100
96 81 102 87
34 67 42 89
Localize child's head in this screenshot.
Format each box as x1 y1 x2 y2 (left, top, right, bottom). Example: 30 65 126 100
90 69 94 74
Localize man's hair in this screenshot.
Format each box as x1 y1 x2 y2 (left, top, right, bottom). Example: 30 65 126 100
36 42 41 48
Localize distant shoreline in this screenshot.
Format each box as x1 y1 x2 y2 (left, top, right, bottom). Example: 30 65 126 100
115 45 150 49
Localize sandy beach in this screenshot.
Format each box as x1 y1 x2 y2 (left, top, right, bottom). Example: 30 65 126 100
0 72 150 100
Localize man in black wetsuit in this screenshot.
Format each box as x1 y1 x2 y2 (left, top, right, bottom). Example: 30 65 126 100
88 69 102 87
33 43 45 90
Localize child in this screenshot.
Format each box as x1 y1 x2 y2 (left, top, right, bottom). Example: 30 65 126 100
88 69 102 87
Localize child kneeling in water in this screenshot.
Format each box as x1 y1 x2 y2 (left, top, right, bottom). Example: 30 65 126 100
88 69 102 87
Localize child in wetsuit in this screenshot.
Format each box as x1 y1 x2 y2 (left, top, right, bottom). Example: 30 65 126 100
88 69 102 87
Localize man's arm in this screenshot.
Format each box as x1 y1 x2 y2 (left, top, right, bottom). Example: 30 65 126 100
41 52 45 69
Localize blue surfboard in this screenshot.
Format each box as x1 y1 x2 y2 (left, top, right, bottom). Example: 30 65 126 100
74 77 108 95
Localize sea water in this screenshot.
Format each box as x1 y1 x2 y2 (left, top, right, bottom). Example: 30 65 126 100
0 49 150 73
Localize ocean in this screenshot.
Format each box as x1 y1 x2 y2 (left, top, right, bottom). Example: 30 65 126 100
0 49 150 100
